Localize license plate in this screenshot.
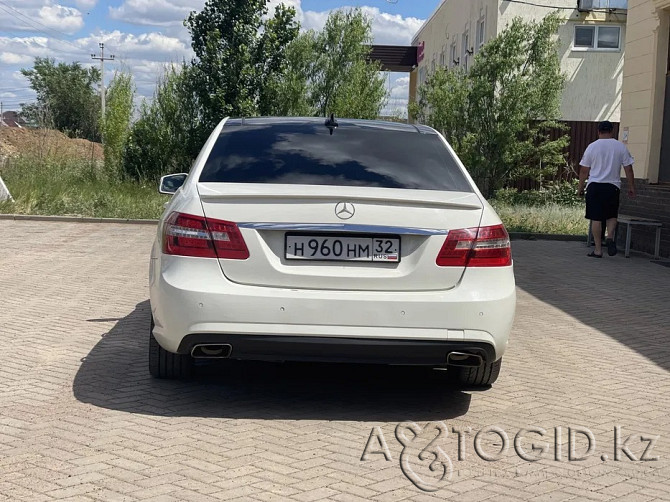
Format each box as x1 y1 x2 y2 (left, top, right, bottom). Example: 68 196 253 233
285 234 400 262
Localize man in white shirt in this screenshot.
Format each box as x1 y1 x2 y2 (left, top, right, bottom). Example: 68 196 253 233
577 121 636 258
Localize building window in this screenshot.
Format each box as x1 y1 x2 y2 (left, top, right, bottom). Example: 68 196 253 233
439 46 446 67
450 41 458 68
476 17 486 50
578 0 628 10
419 66 427 85
462 31 470 70
573 25 621 50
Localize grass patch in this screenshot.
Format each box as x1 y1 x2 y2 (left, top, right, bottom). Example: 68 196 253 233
0 155 165 219
491 201 587 235
1 154 587 235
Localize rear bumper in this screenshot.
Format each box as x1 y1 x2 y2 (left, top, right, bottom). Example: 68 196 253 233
150 254 516 362
178 335 496 365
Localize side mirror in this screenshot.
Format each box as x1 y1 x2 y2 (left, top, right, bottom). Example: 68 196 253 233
159 173 188 195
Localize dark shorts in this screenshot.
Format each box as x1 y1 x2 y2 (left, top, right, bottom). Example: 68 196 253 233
585 182 620 221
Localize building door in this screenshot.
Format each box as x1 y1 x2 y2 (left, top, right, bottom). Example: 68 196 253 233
660 28 670 182
660 73 670 182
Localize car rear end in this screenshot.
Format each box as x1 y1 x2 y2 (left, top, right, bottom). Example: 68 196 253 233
149 118 516 384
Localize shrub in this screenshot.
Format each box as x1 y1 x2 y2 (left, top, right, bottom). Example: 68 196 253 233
122 65 202 182
490 201 587 235
102 71 134 179
410 14 568 197
493 180 581 208
0 154 164 219
545 179 582 207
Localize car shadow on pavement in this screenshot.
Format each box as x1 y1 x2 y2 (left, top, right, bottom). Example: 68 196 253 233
73 300 472 421
513 241 670 373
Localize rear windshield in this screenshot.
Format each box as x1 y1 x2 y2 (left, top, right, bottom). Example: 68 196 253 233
199 121 473 192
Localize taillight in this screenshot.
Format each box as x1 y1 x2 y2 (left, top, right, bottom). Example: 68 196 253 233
437 224 511 267
469 225 512 267
207 217 250 260
435 228 477 267
163 212 249 259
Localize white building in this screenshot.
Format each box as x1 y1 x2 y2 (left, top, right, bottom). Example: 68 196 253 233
410 0 628 123
616 0 670 257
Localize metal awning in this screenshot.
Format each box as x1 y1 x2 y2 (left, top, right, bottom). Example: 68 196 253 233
368 45 418 72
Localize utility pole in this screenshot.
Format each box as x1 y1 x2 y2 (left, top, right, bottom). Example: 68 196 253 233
91 42 115 119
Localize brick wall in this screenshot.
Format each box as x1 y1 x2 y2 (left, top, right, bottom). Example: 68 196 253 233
618 179 670 258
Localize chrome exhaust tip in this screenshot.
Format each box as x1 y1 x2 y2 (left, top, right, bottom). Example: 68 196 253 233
447 351 484 368
191 344 232 359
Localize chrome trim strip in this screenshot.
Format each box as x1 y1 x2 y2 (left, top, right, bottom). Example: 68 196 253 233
237 223 449 235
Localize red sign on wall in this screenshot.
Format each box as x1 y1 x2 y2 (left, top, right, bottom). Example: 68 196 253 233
417 41 425 63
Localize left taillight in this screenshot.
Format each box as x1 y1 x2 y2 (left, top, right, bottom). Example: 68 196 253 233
162 212 249 259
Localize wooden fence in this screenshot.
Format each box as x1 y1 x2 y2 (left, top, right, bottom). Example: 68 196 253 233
510 120 620 191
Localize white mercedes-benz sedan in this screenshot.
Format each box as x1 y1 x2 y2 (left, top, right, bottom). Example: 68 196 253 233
149 117 516 387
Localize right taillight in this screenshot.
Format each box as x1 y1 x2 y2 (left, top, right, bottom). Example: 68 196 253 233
437 224 511 267
163 212 249 260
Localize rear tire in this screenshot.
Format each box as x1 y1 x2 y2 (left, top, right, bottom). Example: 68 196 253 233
449 358 502 387
149 317 193 379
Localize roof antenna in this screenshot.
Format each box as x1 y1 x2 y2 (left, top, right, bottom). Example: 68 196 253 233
325 113 338 135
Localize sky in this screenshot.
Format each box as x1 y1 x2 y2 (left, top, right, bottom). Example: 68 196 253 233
0 0 437 116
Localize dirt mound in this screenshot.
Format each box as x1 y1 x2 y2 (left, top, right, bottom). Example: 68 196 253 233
0 128 103 161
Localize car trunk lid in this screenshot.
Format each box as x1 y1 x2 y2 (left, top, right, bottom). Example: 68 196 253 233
198 183 483 291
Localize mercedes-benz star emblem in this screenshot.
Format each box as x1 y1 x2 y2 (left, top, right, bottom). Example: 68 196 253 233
335 202 355 220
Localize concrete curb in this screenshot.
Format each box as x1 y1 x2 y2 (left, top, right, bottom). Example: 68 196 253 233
0 214 159 225
509 232 586 242
0 214 588 242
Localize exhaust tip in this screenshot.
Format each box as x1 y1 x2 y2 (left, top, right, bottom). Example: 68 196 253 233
447 351 484 368
191 344 232 359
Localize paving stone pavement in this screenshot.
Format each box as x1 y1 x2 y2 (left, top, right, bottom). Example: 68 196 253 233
0 220 669 501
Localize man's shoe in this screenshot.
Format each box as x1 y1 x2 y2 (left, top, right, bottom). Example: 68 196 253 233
606 238 617 256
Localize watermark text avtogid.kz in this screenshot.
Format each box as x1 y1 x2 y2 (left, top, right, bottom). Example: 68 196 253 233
361 422 660 492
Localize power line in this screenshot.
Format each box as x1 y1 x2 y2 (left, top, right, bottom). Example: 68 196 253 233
0 27 75 58
501 0 577 9
0 0 84 52
0 20 76 56
0 94 35 99
0 105 37 111
0 0 88 58
502 0 626 9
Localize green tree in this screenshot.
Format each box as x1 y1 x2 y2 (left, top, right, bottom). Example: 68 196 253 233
122 64 202 181
411 14 568 197
310 9 386 118
122 5 389 181
102 71 134 178
261 32 316 116
185 0 299 128
265 9 387 119
21 57 101 141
